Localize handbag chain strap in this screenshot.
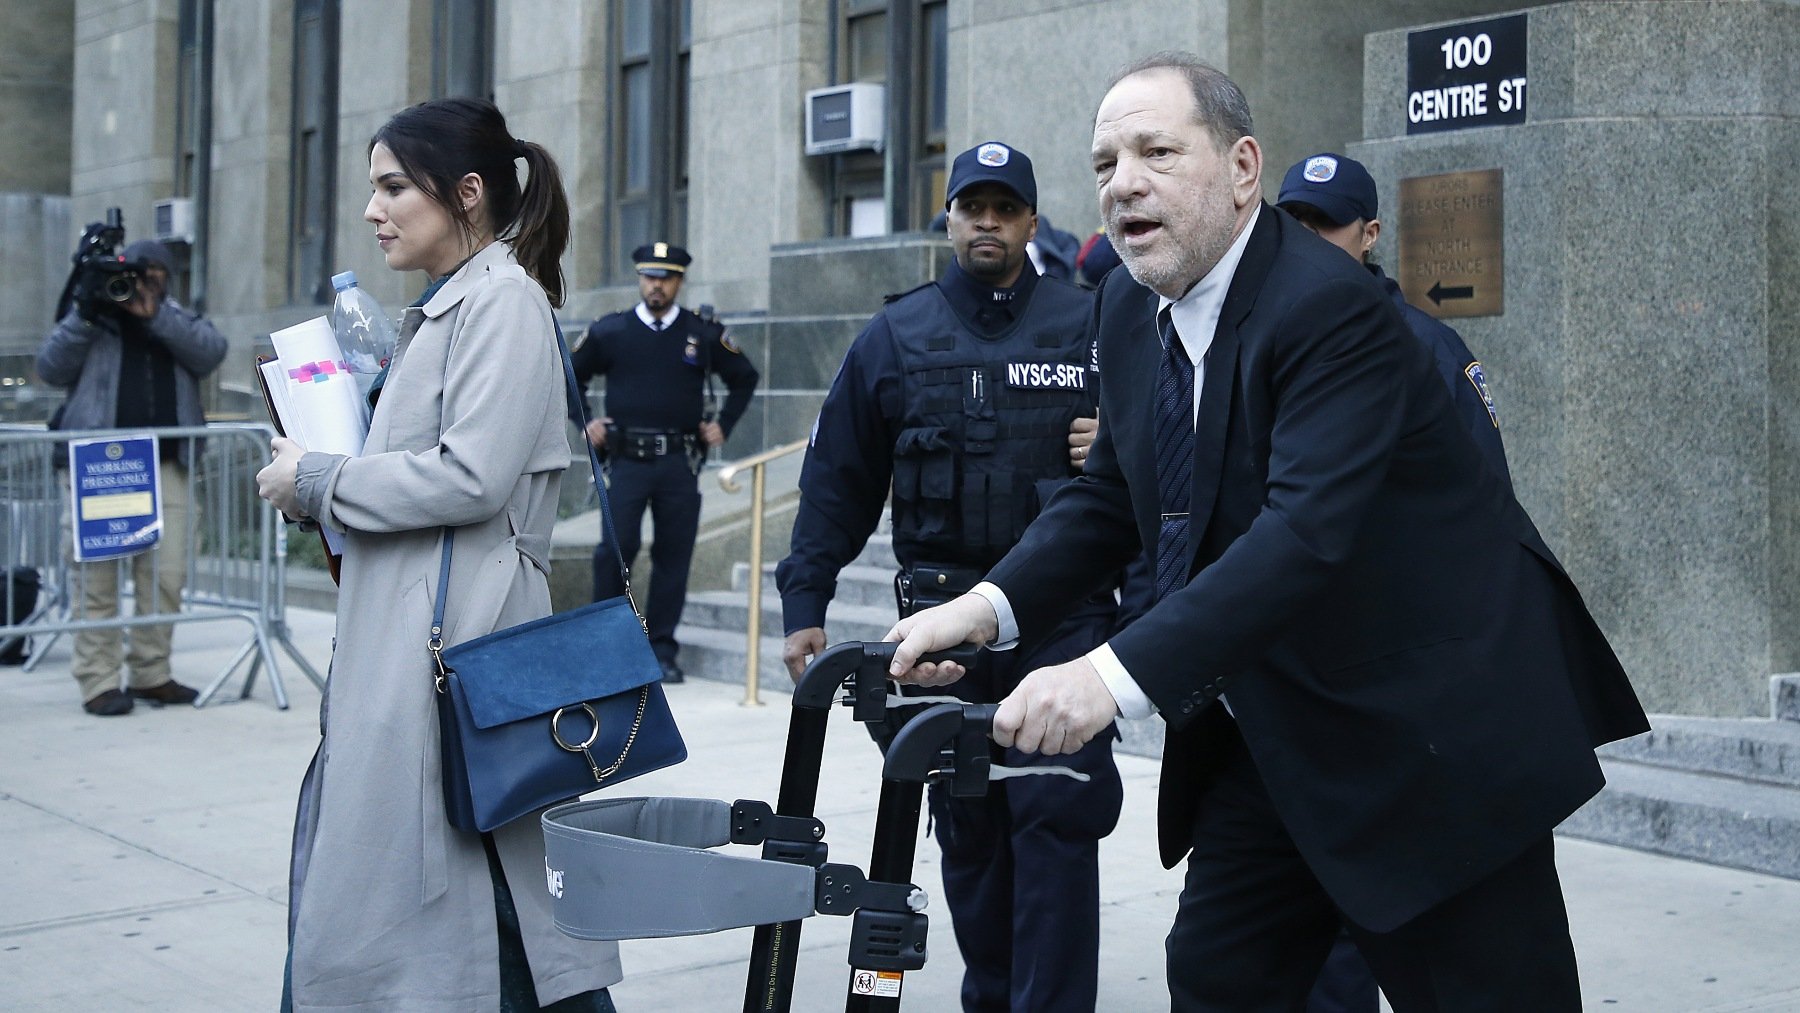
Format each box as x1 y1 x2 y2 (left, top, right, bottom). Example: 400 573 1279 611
592 686 650 782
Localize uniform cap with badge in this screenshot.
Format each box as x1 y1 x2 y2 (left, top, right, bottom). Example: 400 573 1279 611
945 140 1037 210
1276 153 1379 227
633 242 692 278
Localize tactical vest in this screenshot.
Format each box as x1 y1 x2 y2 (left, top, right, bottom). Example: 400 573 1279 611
885 277 1096 566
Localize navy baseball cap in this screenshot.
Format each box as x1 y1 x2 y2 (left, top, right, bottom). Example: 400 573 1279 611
945 141 1036 209
633 242 691 278
1277 153 1378 226
123 239 175 271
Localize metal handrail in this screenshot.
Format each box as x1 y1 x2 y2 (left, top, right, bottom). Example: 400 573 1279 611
716 438 808 705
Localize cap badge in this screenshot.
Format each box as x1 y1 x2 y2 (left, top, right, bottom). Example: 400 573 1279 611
654 242 668 258
1303 156 1339 183
976 143 1011 167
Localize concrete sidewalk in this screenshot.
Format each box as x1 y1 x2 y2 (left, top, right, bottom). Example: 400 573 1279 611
2 608 1797 1012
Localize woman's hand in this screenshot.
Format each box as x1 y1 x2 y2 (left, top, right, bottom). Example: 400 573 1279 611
256 437 308 520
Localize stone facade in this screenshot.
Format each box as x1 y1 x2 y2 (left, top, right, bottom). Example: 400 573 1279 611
1354 1 1800 715
8 0 1795 716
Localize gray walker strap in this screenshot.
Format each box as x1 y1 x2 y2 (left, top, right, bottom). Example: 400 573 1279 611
543 797 817 940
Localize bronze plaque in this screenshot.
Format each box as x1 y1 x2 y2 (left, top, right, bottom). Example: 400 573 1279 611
1397 168 1503 318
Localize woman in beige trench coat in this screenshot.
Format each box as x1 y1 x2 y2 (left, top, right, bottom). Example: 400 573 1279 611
258 98 621 1011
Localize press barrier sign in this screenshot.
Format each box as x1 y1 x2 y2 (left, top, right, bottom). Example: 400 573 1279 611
1406 13 1527 135
69 435 161 562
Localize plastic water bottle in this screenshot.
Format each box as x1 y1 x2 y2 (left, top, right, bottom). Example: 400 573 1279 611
329 271 398 398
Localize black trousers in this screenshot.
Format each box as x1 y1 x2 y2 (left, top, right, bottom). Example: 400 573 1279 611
592 453 701 664
924 607 1124 1013
1165 720 1581 1013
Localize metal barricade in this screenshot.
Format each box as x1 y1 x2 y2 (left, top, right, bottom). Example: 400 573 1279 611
0 423 323 709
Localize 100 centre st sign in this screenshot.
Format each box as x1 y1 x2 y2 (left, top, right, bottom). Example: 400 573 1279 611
1406 14 1527 134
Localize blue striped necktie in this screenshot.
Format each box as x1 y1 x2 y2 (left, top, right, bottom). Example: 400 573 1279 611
1154 308 1195 600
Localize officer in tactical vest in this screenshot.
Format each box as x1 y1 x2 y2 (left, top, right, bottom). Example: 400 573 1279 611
572 243 760 683
777 141 1123 1013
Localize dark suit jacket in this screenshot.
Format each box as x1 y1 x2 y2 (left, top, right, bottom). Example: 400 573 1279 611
987 206 1647 932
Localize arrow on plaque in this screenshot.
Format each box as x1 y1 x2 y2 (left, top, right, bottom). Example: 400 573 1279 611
1428 281 1475 305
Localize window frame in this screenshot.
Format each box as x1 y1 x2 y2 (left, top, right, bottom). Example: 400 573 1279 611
286 0 341 306
605 0 691 283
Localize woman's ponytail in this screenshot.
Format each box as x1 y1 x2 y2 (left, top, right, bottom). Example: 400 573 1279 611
509 140 571 308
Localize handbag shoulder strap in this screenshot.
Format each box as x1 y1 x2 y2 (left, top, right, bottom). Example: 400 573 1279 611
429 316 644 681
553 319 633 589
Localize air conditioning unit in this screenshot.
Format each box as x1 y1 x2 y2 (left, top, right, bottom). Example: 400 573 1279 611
153 197 195 244
805 83 884 155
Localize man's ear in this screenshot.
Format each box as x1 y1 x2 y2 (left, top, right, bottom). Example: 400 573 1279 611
1363 218 1382 256
1229 136 1263 209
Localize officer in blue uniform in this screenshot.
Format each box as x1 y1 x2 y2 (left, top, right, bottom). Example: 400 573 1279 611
571 243 759 683
777 142 1123 1013
1276 152 1516 1013
1277 153 1511 485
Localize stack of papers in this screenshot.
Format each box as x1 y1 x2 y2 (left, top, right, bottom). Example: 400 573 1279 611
257 316 372 559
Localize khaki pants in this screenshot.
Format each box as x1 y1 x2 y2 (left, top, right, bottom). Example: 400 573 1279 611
67 460 190 702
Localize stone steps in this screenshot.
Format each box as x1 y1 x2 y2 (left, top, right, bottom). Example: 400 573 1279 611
1559 713 1800 880
729 561 898 611
683 589 893 642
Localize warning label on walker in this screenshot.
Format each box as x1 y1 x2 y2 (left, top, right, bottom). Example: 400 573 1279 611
850 969 903 998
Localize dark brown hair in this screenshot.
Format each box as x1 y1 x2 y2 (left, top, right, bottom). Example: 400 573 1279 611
370 97 572 306
1107 51 1255 152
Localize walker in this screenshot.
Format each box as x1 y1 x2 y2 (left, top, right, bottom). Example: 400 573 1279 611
542 641 1082 1011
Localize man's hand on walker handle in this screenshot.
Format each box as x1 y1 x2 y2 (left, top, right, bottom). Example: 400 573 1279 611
993 657 1118 756
885 593 999 687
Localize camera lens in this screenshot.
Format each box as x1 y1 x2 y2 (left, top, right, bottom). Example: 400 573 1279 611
104 272 137 303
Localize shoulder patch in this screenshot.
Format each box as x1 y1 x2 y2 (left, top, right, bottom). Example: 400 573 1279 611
1464 361 1500 429
720 327 742 354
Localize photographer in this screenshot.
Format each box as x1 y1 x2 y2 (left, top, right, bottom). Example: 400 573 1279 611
37 236 227 716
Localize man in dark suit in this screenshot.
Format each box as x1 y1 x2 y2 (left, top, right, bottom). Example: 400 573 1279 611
887 52 1649 1011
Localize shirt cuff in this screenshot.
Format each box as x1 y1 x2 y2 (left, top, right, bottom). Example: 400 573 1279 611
969 581 1018 651
1088 643 1157 720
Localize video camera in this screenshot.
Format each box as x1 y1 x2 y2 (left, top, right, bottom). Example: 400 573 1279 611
55 207 147 322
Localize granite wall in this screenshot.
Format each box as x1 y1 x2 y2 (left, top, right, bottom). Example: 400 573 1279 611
1353 1 1800 715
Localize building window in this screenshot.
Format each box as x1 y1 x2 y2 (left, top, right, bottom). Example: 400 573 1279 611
288 0 340 305
433 0 494 100
830 0 947 235
609 0 690 282
172 0 206 305
175 0 203 199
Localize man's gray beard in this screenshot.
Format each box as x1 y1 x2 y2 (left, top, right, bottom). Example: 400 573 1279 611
1107 207 1234 300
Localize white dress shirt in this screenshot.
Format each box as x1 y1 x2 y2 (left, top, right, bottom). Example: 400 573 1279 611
634 302 679 330
972 206 1263 719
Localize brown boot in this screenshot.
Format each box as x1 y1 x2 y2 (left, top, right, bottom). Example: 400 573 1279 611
83 688 135 716
129 680 200 707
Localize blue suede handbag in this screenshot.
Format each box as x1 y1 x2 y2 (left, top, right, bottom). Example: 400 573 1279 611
430 320 686 833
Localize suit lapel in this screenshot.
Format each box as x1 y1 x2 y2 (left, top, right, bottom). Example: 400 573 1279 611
1184 205 1278 572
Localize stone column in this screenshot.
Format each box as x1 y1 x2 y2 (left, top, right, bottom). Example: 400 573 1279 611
685 0 833 312
493 0 608 315
68 1 178 238
0 0 73 362
1353 1 1800 715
